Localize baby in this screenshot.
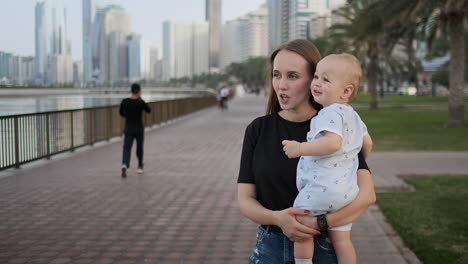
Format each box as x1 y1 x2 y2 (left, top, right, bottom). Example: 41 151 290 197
283 53 373 264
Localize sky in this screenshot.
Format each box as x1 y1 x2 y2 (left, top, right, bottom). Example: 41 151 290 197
0 0 266 60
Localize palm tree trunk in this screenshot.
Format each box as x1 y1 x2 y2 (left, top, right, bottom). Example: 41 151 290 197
368 41 379 109
405 30 419 93
447 12 466 127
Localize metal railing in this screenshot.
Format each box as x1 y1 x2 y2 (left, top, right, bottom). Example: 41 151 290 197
0 96 216 171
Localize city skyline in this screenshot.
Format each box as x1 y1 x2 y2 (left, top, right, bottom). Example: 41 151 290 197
2 0 346 86
0 0 266 61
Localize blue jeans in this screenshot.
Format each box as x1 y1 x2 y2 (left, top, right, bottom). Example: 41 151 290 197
248 226 337 264
122 128 144 168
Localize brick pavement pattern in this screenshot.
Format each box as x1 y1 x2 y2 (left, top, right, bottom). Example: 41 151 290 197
0 95 263 264
2 94 467 264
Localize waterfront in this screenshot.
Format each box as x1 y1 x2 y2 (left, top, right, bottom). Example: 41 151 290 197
0 93 216 170
0 87 211 116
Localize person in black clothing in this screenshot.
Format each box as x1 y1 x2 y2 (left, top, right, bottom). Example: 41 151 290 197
237 39 376 264
119 83 151 178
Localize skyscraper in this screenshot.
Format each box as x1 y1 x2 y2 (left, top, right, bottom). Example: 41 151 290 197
289 0 320 40
91 8 104 81
221 4 268 68
0 52 12 80
149 47 161 81
82 0 95 84
127 34 152 82
35 0 70 85
267 0 345 51
97 5 130 85
162 21 209 81
205 0 221 71
267 0 290 51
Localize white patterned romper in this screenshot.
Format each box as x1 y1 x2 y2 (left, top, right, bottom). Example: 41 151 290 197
294 103 367 231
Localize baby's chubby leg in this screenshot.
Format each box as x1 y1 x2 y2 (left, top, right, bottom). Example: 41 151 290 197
294 238 315 264
329 230 356 264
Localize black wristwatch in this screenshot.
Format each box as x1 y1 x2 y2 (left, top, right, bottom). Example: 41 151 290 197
317 214 329 233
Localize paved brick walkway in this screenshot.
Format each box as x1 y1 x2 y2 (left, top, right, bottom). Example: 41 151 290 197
368 151 468 192
0 96 262 264
1 94 467 264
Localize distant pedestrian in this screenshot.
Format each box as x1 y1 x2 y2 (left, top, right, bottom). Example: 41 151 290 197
219 86 229 110
119 83 151 178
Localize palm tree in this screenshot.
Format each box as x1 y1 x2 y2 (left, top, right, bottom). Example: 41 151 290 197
446 1 467 127
327 0 390 109
370 0 466 126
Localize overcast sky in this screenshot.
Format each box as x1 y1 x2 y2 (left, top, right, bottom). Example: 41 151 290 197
0 0 266 60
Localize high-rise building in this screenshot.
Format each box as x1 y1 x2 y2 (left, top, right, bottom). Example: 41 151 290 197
206 0 222 71
149 47 161 82
328 0 347 10
4 54 35 86
288 0 313 40
268 0 346 50
82 0 95 84
243 5 268 59
309 15 329 38
221 4 268 68
19 57 35 86
8 55 20 85
0 51 12 80
97 5 130 85
47 54 73 85
221 20 243 68
108 31 128 84
267 0 290 51
162 21 209 81
127 34 152 82
308 0 346 38
192 21 210 76
35 0 71 85
91 8 103 81
73 61 83 86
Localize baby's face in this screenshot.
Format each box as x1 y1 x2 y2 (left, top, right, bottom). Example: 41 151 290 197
310 56 350 107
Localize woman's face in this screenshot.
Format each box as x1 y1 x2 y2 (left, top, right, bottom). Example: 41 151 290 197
272 49 313 112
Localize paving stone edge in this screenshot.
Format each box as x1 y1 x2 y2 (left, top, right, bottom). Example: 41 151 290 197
369 204 422 264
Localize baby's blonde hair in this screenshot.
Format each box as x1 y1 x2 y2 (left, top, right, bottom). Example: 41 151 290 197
327 53 362 98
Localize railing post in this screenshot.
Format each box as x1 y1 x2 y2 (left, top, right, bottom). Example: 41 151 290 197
46 113 50 160
108 108 112 141
89 110 94 146
70 111 74 152
14 116 20 169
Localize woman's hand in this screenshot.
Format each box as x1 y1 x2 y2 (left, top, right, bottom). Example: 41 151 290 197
238 184 320 242
296 215 318 230
273 208 320 242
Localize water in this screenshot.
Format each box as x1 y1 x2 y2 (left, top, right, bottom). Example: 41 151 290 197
0 88 204 116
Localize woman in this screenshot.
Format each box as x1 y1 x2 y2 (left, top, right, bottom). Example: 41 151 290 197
237 39 376 264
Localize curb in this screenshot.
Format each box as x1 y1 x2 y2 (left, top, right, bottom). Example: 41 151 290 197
369 204 422 264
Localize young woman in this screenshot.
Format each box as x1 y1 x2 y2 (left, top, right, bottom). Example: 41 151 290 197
237 39 376 264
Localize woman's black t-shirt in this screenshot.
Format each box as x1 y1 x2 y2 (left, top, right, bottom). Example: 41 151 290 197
237 112 369 212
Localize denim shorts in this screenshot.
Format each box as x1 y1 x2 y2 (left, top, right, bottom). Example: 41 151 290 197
248 226 337 264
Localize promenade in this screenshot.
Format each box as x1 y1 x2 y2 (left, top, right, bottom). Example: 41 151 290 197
1 94 467 264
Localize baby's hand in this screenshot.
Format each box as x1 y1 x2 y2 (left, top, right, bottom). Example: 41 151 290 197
282 140 301 158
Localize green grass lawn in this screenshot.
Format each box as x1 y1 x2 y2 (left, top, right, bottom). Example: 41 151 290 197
351 94 450 105
377 176 468 264
350 95 468 151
